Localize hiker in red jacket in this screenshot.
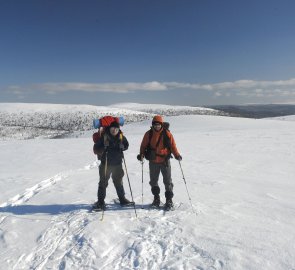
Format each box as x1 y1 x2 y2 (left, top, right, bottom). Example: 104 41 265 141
137 115 182 210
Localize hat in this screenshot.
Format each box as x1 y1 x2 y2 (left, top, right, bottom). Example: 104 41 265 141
152 115 163 124
110 121 120 128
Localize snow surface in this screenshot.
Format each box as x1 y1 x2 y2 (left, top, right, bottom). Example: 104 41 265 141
0 113 295 270
111 102 217 113
267 115 295 121
0 103 152 140
0 103 224 140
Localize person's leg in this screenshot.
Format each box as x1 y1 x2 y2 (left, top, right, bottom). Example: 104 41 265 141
112 165 132 205
97 163 111 205
161 160 174 207
149 162 161 206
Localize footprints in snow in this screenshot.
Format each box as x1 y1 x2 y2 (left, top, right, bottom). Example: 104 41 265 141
0 161 98 208
100 207 224 270
1 160 224 269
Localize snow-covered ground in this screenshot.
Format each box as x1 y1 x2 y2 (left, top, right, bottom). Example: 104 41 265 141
0 103 223 140
0 103 152 140
267 115 295 121
0 114 295 270
111 102 223 116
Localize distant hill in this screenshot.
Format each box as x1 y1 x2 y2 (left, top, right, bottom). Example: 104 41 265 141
0 103 224 140
207 104 295 118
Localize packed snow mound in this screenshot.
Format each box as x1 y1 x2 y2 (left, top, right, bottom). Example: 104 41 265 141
0 103 225 140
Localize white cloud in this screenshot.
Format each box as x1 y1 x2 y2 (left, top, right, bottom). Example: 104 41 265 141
6 78 295 99
32 81 167 93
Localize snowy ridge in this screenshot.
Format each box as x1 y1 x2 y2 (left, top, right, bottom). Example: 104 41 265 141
0 103 224 140
0 103 151 140
112 102 224 116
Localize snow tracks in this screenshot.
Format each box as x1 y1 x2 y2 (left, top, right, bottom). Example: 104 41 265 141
94 205 224 270
0 161 224 270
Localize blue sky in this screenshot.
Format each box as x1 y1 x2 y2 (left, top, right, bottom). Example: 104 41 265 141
1 0 295 106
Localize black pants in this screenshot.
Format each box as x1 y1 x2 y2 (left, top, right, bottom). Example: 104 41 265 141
97 163 125 201
149 160 173 193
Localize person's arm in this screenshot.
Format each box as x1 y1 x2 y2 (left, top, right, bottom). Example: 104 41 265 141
169 133 182 160
122 136 129 151
93 137 104 152
140 132 149 156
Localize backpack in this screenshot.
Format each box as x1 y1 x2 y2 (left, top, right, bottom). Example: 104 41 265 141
144 122 172 161
92 116 124 159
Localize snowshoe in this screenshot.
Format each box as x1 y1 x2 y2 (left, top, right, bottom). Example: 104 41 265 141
164 199 174 211
92 201 106 212
119 197 135 206
150 196 161 208
114 198 135 206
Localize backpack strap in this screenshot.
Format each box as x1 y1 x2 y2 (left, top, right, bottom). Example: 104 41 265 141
163 129 171 151
156 131 164 148
148 128 169 151
147 128 153 149
103 133 110 149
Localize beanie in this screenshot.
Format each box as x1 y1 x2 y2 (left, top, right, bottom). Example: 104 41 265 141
110 121 120 128
152 115 163 124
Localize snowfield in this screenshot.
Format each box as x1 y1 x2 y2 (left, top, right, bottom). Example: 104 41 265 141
0 103 223 140
267 115 295 121
0 110 295 269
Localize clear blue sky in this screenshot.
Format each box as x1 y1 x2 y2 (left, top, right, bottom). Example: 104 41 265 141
1 0 295 106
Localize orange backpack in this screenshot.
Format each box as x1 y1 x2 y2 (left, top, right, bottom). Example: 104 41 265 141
92 116 124 158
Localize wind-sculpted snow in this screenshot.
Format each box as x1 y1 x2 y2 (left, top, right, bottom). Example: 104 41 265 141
0 103 225 140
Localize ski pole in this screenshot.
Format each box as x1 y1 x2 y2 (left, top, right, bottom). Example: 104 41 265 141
122 153 138 218
141 160 144 209
178 160 197 217
105 151 108 179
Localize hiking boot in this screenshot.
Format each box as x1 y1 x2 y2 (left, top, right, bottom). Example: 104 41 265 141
151 195 160 207
92 200 106 211
164 198 174 210
119 196 134 206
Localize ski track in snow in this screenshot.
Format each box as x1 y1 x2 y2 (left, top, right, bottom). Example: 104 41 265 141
13 209 98 270
0 160 224 269
0 161 99 270
0 161 98 208
0 161 98 226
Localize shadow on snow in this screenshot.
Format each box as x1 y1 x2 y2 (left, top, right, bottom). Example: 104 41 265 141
0 202 148 216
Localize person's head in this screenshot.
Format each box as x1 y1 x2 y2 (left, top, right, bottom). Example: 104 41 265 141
152 115 163 132
109 121 120 136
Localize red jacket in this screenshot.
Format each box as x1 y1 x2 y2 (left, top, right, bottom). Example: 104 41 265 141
140 128 180 163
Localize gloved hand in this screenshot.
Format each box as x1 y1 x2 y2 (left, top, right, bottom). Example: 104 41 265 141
137 154 144 161
175 155 182 161
119 143 125 151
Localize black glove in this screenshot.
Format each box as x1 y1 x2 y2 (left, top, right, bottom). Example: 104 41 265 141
175 155 182 161
119 143 125 151
137 154 143 161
